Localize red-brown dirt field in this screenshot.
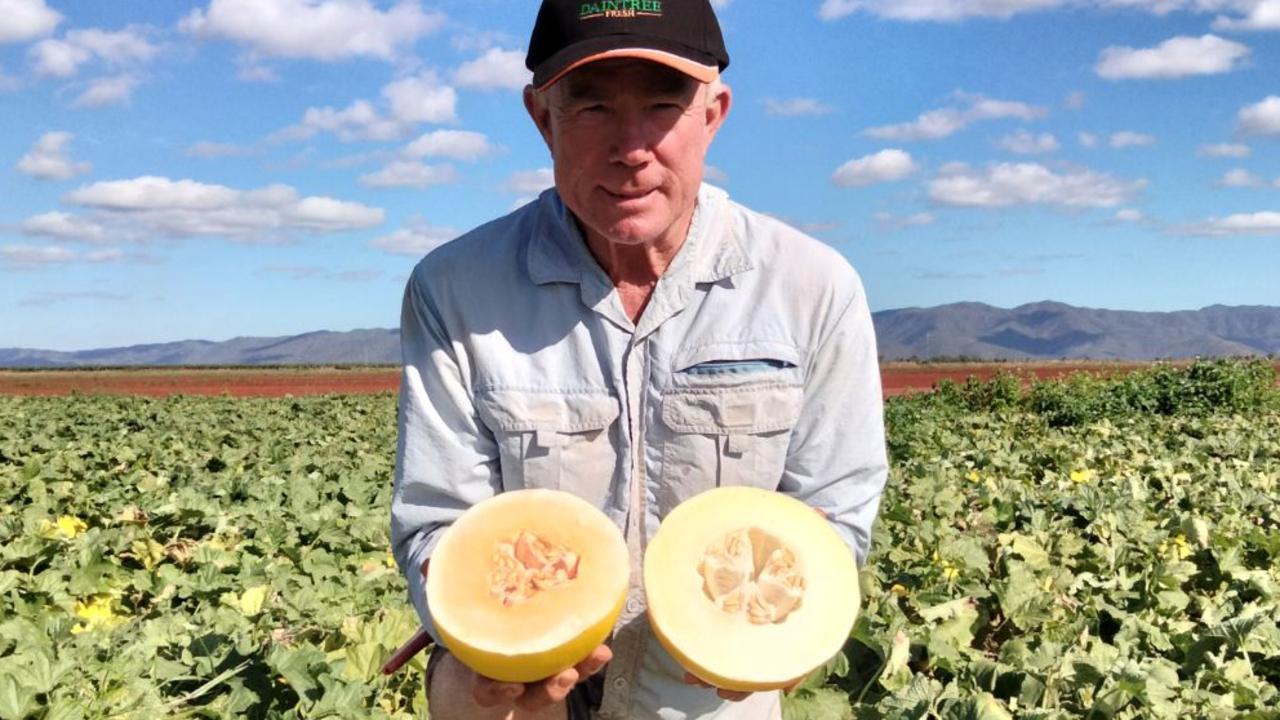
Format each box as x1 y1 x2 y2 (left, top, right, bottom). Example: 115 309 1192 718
4 361 1275 398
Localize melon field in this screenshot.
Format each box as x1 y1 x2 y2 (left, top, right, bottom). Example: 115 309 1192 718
1 359 1277 719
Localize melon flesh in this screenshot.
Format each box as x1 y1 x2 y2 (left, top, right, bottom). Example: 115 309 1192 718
426 489 629 683
644 486 861 691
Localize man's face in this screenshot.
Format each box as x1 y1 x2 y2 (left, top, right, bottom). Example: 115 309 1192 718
525 59 730 249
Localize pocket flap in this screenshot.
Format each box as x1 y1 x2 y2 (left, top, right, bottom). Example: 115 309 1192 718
662 384 803 434
476 389 620 433
674 341 803 373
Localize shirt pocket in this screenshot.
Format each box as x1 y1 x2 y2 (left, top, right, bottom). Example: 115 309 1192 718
658 358 803 517
474 389 621 510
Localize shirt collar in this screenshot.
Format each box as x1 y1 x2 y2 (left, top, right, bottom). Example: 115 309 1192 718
526 184 754 287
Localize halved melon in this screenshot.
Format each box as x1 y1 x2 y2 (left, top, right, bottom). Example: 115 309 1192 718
644 486 860 691
426 489 629 682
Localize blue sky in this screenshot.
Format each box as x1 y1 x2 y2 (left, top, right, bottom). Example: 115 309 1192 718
2 0 1278 351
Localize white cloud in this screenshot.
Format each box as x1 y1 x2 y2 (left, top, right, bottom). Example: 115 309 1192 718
1114 208 1145 222
928 162 1145 208
1095 35 1249 79
22 212 111 243
704 165 729 184
404 129 496 160
74 74 139 107
1078 132 1099 148
280 100 403 142
16 131 92 180
818 0 1274 23
1213 0 1280 30
711 0 733 7
998 129 1059 154
60 176 383 240
30 27 158 78
371 221 458 256
180 0 443 62
383 70 458 124
278 71 457 142
832 149 917 187
68 176 238 210
86 248 123 263
1216 168 1267 187
359 160 458 188
18 290 131 306
865 93 1045 141
763 98 834 117
1198 142 1251 158
236 63 279 83
1183 211 1280 236
819 0 1063 21
0 0 61 44
2 244 75 268
505 168 555 194
873 211 935 231
1237 95 1280 137
453 48 531 91
451 30 516 54
1064 90 1086 110
186 141 252 158
1110 131 1157 148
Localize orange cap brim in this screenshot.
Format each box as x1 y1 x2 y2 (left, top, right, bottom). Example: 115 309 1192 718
535 48 719 91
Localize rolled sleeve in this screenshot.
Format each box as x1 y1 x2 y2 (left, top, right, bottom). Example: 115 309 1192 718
390 263 501 641
780 272 888 566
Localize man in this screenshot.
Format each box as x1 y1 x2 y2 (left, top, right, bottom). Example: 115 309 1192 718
389 1 889 718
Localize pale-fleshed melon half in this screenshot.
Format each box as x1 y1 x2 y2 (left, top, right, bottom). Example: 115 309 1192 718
644 486 861 691
425 489 629 683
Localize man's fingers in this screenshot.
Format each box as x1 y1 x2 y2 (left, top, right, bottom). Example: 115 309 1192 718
683 671 712 688
574 644 612 678
683 671 752 702
514 668 579 711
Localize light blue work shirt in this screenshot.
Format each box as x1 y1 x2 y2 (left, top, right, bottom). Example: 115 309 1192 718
390 183 888 719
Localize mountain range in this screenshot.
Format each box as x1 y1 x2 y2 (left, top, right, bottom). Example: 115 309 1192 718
3 301 1278 368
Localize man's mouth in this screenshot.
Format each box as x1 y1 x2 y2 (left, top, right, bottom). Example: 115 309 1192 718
603 187 655 201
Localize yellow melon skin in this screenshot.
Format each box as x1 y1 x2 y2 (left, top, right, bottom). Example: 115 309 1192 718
644 486 861 692
434 589 625 683
426 489 630 684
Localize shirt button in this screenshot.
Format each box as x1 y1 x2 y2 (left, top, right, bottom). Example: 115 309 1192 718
612 677 629 690
626 598 642 614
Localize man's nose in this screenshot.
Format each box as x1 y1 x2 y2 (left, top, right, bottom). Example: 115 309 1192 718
610 111 653 166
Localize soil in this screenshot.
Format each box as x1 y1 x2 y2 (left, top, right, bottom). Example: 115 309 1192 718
8 361 1273 398
0 368 401 397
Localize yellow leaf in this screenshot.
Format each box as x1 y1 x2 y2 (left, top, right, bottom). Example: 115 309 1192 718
38 515 87 540
72 595 126 632
1069 469 1094 484
238 585 270 616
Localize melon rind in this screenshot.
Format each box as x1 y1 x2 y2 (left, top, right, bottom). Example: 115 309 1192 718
644 486 861 692
426 489 629 683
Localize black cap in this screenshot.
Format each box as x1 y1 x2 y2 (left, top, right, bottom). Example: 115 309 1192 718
526 0 729 90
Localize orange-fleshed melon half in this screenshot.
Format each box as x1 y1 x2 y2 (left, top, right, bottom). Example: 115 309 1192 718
426 489 629 683
644 486 861 692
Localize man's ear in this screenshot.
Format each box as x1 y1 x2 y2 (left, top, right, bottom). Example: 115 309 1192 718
704 81 731 141
523 85 555 151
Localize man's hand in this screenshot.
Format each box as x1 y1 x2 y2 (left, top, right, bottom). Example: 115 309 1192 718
472 644 612 712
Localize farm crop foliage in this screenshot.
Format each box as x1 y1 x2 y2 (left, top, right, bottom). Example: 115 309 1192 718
0 359 1278 718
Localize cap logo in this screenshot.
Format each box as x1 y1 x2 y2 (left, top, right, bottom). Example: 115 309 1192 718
579 0 663 20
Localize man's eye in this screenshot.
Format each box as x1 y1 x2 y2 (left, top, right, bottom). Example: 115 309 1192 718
579 104 608 115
